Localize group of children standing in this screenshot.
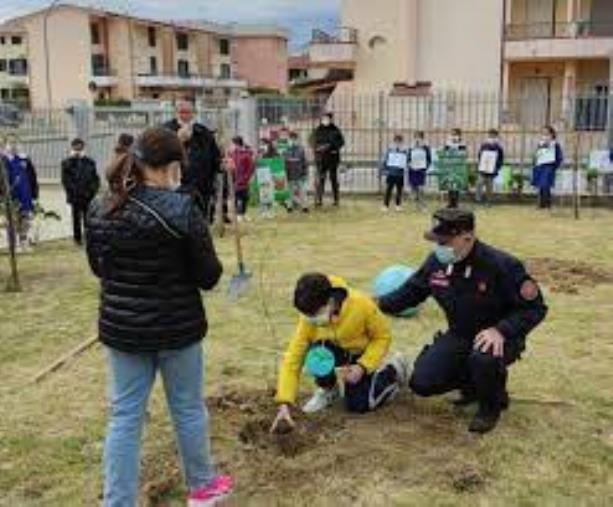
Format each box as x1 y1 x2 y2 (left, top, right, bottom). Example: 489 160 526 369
224 127 310 221
380 125 564 210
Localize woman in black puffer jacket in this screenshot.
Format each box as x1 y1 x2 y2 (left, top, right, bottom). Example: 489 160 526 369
86 127 233 507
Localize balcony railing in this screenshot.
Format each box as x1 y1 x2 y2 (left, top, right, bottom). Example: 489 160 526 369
92 66 117 77
311 27 358 45
135 73 247 89
506 21 613 40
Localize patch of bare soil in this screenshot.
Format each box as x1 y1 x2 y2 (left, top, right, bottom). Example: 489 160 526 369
527 258 613 295
140 389 497 505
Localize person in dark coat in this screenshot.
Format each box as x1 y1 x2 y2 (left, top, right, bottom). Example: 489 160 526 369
61 138 100 245
532 125 563 209
312 112 345 207
85 127 232 507
378 208 548 434
163 100 222 222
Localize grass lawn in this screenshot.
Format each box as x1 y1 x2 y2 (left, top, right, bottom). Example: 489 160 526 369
1 199 612 506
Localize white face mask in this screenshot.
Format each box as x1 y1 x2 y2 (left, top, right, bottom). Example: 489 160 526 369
306 303 333 327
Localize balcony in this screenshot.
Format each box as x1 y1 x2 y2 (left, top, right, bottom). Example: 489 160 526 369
505 21 613 60
91 67 118 88
308 27 357 70
136 73 207 88
135 73 247 89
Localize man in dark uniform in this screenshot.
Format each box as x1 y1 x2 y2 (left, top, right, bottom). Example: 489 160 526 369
378 208 547 433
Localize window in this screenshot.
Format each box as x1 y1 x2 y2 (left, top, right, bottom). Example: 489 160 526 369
90 23 100 45
220 63 231 79
149 56 158 75
11 36 22 45
224 88 232 97
0 60 6 72
178 59 190 77
1 89 8 100
219 38 230 55
8 59 27 76
176 33 189 51
148 26 156 47
12 87 29 99
91 54 107 76
0 37 5 45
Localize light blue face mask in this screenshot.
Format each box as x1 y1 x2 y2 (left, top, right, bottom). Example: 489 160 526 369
434 244 458 265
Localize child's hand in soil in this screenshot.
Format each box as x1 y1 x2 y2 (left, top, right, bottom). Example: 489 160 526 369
270 404 295 434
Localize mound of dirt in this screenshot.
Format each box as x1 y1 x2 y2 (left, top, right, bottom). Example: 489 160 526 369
527 258 613 295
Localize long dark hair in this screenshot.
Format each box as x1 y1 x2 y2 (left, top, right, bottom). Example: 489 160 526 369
114 133 134 155
105 127 185 213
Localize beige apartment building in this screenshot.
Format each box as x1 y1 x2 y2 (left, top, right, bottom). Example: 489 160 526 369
0 4 289 109
302 0 613 126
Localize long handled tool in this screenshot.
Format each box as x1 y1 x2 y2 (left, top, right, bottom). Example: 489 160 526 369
226 168 252 300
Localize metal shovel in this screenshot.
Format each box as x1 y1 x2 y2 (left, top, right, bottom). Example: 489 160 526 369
227 168 252 300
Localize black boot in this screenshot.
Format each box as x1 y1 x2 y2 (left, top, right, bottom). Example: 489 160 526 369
468 403 501 434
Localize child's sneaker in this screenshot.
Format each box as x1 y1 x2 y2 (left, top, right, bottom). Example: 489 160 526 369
385 352 411 389
302 386 340 413
187 475 233 507
395 205 403 212
380 206 389 213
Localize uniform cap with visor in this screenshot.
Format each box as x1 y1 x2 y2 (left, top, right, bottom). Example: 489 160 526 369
424 208 475 242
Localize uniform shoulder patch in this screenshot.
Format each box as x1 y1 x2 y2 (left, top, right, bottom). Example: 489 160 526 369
520 279 539 301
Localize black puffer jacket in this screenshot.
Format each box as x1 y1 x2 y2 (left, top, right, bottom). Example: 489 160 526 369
85 185 222 353
61 155 100 206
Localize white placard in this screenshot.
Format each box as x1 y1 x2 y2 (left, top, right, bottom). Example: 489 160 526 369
589 150 613 173
410 148 428 170
536 146 557 166
478 150 498 175
387 151 408 169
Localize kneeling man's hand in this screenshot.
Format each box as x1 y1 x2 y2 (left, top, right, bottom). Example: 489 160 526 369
344 364 365 385
270 404 295 434
474 328 505 358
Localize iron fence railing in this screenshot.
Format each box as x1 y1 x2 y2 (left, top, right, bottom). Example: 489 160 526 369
505 21 613 40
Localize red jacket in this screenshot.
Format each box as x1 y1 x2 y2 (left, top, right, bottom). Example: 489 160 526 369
229 146 255 191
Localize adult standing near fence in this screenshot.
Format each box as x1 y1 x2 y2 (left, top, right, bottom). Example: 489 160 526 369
313 112 345 207
86 127 233 507
61 138 100 246
164 100 221 222
532 125 563 209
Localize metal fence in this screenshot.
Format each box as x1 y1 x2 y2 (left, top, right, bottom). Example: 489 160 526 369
1 90 613 198
0 103 240 183
256 90 613 197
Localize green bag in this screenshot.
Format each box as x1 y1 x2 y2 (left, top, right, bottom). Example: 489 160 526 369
254 157 291 204
435 150 469 192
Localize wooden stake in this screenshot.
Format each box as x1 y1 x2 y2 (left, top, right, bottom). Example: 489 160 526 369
31 336 98 384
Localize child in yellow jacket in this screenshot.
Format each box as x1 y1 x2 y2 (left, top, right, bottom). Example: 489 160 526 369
271 273 409 431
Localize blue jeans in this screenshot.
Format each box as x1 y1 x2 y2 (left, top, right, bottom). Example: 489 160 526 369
103 342 214 507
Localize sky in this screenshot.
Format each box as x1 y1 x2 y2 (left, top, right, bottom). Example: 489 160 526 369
0 0 341 52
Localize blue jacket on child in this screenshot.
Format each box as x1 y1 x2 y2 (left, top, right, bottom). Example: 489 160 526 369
2 154 38 214
532 141 563 190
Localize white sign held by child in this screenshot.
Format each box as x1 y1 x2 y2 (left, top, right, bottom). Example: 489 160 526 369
256 166 275 205
478 150 498 175
410 149 428 170
537 146 557 166
387 151 408 169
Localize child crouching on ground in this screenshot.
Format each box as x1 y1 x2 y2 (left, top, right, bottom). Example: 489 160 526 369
271 273 409 432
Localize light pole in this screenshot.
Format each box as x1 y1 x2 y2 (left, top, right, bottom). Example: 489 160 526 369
43 0 61 110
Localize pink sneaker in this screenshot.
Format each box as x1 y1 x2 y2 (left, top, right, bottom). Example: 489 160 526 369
187 475 234 506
